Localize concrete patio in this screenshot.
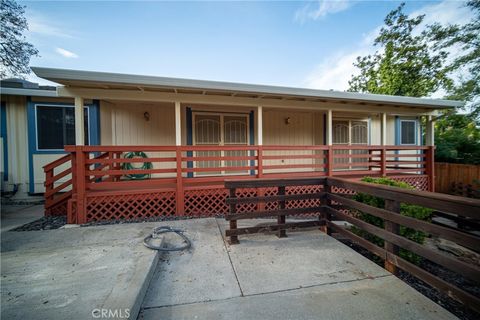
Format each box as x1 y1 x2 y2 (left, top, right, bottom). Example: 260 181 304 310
140 218 456 320
0 208 457 320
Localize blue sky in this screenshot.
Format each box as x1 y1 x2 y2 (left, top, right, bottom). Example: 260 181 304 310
22 1 473 91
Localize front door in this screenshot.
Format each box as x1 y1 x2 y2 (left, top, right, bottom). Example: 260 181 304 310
193 112 249 175
333 120 368 170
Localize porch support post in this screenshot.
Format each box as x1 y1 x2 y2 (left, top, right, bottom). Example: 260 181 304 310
326 109 333 176
381 113 387 146
425 115 435 146
74 96 85 145
174 101 184 215
175 101 181 146
326 109 332 146
380 113 387 176
426 115 435 192
257 106 263 145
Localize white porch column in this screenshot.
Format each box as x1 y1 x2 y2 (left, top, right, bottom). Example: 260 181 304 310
326 109 333 145
74 96 85 145
257 106 263 145
175 101 181 146
426 115 435 146
381 112 387 145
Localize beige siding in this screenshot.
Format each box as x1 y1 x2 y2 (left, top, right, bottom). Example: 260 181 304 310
263 109 321 173
100 102 177 178
370 115 381 145
33 154 71 193
107 102 175 145
4 95 29 193
387 116 396 145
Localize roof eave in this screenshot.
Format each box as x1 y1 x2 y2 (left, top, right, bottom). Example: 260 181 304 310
31 66 463 109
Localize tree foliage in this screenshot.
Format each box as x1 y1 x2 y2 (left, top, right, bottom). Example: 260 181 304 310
348 3 449 97
435 111 480 164
427 0 480 117
352 177 433 264
349 2 480 165
0 0 38 78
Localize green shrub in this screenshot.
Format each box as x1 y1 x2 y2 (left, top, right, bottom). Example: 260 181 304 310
352 177 433 264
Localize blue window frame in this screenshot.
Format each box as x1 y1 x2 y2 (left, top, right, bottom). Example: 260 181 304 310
35 104 90 150
27 98 100 194
395 117 419 146
1 102 7 181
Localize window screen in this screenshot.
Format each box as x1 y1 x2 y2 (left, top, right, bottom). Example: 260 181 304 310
400 121 416 145
36 106 89 150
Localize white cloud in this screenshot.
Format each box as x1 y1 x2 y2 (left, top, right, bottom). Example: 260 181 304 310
55 47 79 59
26 10 74 38
304 0 474 93
295 0 354 23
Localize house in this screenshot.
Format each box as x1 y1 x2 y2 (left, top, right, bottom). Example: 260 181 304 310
1 67 462 223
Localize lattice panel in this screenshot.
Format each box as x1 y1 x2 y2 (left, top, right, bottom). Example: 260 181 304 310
391 176 429 191
85 192 176 222
331 186 357 195
286 185 323 209
184 188 257 217
264 187 279 211
45 201 68 216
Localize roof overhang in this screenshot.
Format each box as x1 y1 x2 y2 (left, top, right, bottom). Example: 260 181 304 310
0 86 57 97
31 67 463 110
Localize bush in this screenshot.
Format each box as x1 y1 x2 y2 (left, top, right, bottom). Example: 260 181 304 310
352 177 433 264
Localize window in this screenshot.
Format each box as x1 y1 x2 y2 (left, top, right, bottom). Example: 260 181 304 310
400 120 416 145
36 105 89 150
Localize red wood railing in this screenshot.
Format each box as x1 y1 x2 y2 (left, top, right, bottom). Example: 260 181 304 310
43 154 73 215
48 145 433 222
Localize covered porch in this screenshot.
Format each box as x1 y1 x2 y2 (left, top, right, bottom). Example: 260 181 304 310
32 67 441 223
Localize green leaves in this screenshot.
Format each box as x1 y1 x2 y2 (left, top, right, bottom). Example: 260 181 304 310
352 177 433 264
348 3 448 97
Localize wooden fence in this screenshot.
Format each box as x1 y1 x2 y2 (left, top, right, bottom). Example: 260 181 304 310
435 162 480 194
225 177 480 313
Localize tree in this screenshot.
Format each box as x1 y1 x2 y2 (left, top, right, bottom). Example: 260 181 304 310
349 2 480 165
427 0 480 117
0 0 38 78
348 3 450 97
435 111 480 164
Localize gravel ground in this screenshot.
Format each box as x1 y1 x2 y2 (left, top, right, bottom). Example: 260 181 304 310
339 239 480 320
10 216 67 231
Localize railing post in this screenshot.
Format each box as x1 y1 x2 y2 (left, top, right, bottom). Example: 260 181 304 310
277 186 287 238
257 146 263 178
381 147 386 177
75 148 87 224
176 148 185 216
384 199 400 275
44 168 54 209
426 146 435 192
228 187 239 244
327 146 333 176
322 179 332 235
70 152 76 194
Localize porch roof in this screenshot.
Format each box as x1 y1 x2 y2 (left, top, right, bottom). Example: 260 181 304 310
32 66 462 109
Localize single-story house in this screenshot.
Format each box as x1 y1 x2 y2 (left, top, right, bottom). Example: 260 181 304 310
0 67 462 223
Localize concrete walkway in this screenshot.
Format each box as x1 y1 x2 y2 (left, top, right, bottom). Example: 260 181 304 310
1 204 44 233
1 223 161 320
140 218 457 320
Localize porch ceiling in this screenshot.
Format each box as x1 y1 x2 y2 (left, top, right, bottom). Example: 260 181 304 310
31 67 462 111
